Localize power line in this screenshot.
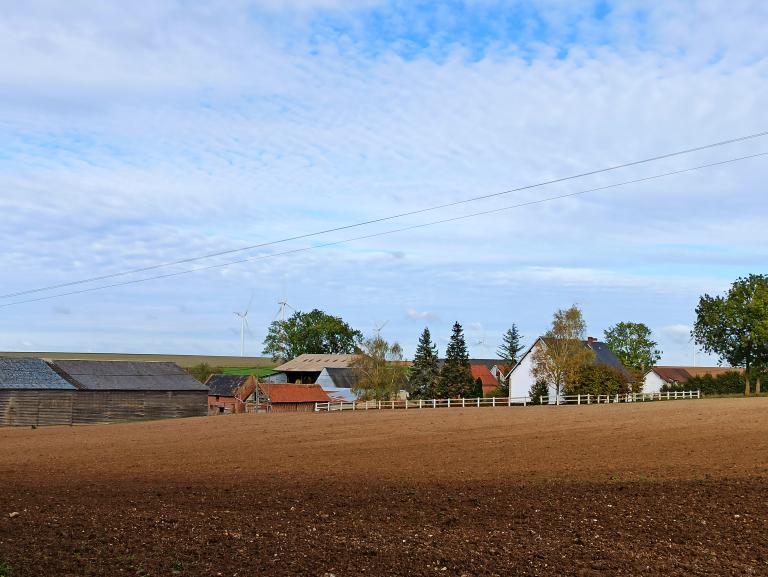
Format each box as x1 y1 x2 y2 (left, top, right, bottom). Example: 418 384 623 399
3 130 767 301
2 150 764 309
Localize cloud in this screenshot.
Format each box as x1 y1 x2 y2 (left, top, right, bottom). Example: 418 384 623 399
661 324 693 344
406 309 439 322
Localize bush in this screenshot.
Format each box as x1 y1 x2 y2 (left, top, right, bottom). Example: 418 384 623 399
529 379 549 404
568 364 631 396
187 363 224 384
662 371 745 395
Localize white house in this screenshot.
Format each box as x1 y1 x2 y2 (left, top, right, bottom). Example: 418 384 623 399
643 366 743 393
507 337 630 402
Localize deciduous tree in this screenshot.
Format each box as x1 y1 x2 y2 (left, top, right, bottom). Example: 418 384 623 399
693 274 768 396
262 309 363 362
603 322 661 375
531 305 595 399
350 335 408 401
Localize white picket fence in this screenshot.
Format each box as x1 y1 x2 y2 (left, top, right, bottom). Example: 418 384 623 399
314 390 701 412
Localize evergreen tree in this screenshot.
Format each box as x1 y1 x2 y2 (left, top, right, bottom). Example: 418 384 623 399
410 327 440 399
497 325 524 364
473 377 484 398
529 379 549 404
438 322 474 397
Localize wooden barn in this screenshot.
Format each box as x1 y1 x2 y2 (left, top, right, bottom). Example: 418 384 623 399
204 374 258 415
250 382 331 413
0 358 207 426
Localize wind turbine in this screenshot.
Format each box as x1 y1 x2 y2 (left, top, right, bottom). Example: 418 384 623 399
234 293 254 357
274 298 294 322
373 320 389 337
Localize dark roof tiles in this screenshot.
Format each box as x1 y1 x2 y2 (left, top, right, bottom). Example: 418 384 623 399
51 360 207 391
0 358 76 390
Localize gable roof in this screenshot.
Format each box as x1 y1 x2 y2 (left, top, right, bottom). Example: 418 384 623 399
274 354 356 373
204 374 251 397
0 358 76 390
52 360 207 391
650 366 743 384
510 337 632 379
470 364 498 386
320 367 361 389
258 383 331 403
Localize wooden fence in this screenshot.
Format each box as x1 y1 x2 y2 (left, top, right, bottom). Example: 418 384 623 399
314 390 701 412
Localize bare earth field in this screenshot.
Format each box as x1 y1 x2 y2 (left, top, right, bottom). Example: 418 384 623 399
1 398 767 576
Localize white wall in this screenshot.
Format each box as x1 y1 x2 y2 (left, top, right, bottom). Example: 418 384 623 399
643 371 666 394
509 342 538 399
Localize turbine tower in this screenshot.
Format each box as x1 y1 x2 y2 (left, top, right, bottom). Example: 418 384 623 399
234 293 254 357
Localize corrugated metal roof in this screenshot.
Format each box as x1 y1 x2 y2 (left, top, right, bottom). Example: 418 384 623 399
0 358 76 390
274 354 357 372
52 360 207 391
321 367 361 389
204 374 250 396
258 383 331 403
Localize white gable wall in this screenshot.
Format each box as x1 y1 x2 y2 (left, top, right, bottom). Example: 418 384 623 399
643 370 666 394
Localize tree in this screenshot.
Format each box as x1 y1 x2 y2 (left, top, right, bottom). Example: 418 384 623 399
529 379 549 404
473 377 484 398
497 325 524 364
437 322 475 397
531 305 595 399
263 308 363 362
350 335 408 401
693 274 768 396
568 364 631 397
603 322 662 375
410 327 440 399
187 363 223 383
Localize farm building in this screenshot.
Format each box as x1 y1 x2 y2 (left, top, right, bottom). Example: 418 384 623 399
470 364 500 396
0 358 207 426
204 374 258 415
248 382 331 413
315 367 361 401
643 366 743 393
272 353 357 384
507 337 631 402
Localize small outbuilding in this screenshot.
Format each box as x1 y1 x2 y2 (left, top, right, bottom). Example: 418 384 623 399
252 382 331 413
204 374 258 415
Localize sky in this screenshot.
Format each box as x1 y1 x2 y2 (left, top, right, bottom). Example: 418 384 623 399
1 0 767 364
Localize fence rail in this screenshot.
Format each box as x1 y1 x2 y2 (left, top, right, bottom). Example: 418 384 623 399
314 390 701 412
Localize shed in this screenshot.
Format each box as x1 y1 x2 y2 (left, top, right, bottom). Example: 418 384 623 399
315 367 361 401
204 374 258 415
254 383 331 413
273 354 356 384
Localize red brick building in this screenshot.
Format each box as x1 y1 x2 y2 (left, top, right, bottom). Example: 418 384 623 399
204 374 258 415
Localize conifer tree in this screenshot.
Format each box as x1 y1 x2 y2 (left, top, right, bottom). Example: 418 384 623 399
497 325 524 364
410 327 440 399
438 322 474 397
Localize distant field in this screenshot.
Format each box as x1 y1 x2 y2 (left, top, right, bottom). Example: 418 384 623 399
1 398 766 576
0 351 275 368
221 366 277 377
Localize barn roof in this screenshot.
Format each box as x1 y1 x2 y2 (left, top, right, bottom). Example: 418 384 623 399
52 360 207 391
258 383 331 403
321 367 361 389
650 366 743 384
274 354 357 373
205 374 251 396
0 358 76 390
470 365 498 386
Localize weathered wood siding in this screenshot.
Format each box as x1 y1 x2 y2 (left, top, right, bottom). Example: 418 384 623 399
0 390 207 427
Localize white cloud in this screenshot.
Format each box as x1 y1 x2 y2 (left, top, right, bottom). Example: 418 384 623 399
406 309 439 322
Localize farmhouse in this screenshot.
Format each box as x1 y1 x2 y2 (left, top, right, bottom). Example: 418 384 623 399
250 382 331 413
507 337 630 402
204 374 258 415
643 366 743 393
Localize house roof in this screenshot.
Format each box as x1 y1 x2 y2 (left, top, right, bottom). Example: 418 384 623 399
650 366 743 384
0 358 76 390
258 383 331 403
470 364 498 386
274 354 357 373
52 360 207 391
511 337 632 379
320 367 361 389
205 374 251 397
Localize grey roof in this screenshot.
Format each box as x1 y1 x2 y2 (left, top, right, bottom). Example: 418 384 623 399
274 354 356 373
52 360 207 391
322 367 361 389
0 358 76 390
204 374 250 396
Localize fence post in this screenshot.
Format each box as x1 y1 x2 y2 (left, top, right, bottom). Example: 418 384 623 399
419 399 423 409
447 398 451 408
697 390 701 399
577 394 581 405
433 399 436 409
492 397 496 408
539 395 544 405
462 398 466 408
477 397 480 407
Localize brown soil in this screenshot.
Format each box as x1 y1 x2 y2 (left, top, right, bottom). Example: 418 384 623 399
1 398 767 576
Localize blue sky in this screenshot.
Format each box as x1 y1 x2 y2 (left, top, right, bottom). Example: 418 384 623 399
1 0 767 364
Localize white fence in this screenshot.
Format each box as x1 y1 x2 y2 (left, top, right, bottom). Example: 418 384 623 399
314 390 700 412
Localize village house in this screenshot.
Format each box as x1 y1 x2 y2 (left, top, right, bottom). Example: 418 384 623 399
643 366 743 393
204 374 258 415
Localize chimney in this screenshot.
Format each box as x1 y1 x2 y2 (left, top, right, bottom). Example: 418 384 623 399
587 336 597 348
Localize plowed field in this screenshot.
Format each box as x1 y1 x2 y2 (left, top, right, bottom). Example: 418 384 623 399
1 398 767 576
